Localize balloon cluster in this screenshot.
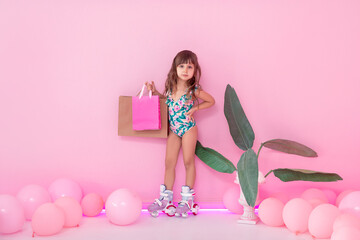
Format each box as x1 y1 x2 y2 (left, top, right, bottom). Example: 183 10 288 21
223 187 360 239
257 188 360 239
0 178 142 237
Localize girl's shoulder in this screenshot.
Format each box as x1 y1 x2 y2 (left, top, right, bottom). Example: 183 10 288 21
186 85 201 101
190 84 200 92
192 84 201 95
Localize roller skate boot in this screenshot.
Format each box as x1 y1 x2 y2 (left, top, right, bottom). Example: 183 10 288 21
175 185 199 217
147 184 176 217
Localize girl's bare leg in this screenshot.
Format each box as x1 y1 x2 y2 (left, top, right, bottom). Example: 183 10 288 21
181 126 198 189
164 131 182 190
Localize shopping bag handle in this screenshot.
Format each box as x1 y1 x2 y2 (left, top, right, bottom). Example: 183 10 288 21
137 84 152 99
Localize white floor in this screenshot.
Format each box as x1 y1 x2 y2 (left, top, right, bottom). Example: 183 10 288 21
1 210 314 240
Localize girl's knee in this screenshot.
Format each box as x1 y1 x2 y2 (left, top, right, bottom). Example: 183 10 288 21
165 159 177 170
183 158 195 170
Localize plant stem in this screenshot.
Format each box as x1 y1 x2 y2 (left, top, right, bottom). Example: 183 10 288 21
264 170 273 178
257 142 265 159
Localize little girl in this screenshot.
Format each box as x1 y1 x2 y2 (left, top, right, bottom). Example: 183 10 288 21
146 50 215 217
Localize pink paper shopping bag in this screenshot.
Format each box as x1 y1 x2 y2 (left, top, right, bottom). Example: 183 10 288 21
132 86 161 131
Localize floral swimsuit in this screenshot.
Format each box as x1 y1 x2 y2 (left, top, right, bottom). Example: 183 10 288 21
166 87 198 137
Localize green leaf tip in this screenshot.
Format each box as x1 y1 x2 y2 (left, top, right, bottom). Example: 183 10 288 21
237 149 258 207
263 139 318 157
195 141 236 174
270 168 342 182
224 84 255 151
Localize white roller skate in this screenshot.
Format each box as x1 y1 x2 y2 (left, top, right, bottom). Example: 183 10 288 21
175 185 199 217
147 184 176 217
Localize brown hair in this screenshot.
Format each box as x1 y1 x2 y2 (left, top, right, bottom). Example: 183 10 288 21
164 50 201 99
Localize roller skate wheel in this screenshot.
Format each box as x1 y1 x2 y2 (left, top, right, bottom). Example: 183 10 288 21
192 204 199 215
165 205 176 217
182 212 188 218
150 211 159 218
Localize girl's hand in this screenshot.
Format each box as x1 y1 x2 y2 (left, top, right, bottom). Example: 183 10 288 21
185 107 198 121
145 81 156 92
145 81 165 98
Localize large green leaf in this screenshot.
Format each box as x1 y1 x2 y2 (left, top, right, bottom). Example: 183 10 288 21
224 84 255 151
263 139 318 157
266 168 343 182
237 149 258 207
195 141 236 173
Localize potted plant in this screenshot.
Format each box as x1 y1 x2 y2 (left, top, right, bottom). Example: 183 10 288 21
195 84 342 224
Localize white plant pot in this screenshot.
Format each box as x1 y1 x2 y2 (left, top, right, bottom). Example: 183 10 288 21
235 171 265 224
237 184 259 224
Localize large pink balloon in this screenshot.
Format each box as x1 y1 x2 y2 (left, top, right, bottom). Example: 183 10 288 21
48 178 83 202
322 189 337 205
331 227 360 240
308 203 340 239
258 197 284 227
81 193 104 217
339 191 360 218
301 188 328 207
333 213 360 232
105 189 142 226
336 190 353 207
283 198 313 234
269 192 290 204
31 203 65 236
55 197 82 227
16 184 51 220
223 186 243 214
0 194 25 234
301 188 328 202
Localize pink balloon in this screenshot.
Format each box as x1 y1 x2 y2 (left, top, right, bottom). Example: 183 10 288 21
48 178 83 202
55 197 83 227
322 189 337 205
258 198 284 227
308 198 328 208
105 189 142 226
16 184 51 220
81 193 104 217
336 190 353 207
331 227 360 240
0 194 25 234
223 186 243 214
308 203 340 239
339 191 360 218
269 192 290 204
282 198 313 234
333 213 360 232
301 188 328 203
31 203 65 236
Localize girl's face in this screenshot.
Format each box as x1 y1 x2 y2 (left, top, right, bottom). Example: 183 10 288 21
176 63 195 82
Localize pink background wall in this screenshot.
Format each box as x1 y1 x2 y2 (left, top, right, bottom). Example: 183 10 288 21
1 0 359 204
